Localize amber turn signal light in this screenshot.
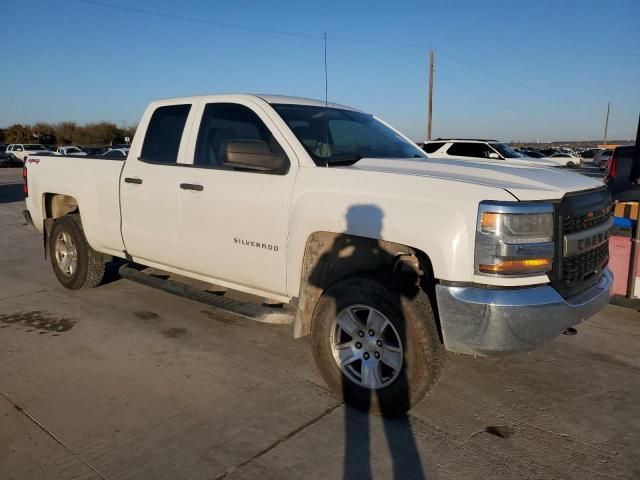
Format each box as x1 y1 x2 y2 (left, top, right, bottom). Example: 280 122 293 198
479 258 552 274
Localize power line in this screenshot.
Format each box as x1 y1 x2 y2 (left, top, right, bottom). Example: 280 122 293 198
77 0 561 108
78 0 320 40
78 0 434 49
437 71 514 109
438 49 550 99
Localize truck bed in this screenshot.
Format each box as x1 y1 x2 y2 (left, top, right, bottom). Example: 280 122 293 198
25 155 127 258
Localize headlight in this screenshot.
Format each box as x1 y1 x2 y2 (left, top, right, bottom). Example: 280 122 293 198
475 202 554 276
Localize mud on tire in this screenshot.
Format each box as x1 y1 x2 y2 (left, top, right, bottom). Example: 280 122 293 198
49 215 106 290
310 274 445 416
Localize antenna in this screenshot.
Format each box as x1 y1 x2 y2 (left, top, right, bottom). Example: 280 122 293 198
323 32 329 167
324 32 328 107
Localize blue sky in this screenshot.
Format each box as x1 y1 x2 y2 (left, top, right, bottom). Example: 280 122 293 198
1 0 639 141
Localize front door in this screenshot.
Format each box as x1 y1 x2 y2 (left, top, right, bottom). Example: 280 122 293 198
175 100 297 298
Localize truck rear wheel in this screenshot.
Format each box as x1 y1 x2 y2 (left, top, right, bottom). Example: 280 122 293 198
49 215 106 290
310 275 445 416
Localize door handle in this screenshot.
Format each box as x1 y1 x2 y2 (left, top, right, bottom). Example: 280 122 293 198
124 177 143 185
180 183 204 191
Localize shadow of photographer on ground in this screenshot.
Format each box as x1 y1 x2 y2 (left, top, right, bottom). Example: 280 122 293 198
308 204 445 480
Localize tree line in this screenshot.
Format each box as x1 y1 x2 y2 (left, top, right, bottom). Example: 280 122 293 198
0 122 137 146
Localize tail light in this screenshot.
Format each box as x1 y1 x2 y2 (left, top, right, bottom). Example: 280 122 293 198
605 151 617 181
22 165 28 197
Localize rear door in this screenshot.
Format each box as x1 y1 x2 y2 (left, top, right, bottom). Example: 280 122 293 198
176 99 298 298
120 102 197 267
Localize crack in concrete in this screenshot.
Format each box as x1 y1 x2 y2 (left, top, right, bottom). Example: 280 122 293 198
441 390 620 457
0 289 53 303
0 391 111 480
213 402 342 480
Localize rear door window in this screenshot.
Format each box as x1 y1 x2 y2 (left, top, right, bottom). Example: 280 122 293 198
446 142 489 158
141 104 191 164
422 142 446 153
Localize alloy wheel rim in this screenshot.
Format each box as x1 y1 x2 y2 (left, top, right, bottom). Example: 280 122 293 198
330 304 403 390
54 231 78 277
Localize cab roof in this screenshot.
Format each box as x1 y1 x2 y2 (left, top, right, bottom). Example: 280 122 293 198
151 93 361 112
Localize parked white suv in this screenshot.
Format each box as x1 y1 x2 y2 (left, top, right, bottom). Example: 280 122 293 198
422 139 572 167
6 144 50 163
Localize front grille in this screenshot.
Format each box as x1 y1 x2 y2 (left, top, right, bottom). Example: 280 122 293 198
562 206 611 234
551 188 612 298
560 242 609 291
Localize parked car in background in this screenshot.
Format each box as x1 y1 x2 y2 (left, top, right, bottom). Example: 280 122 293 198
547 153 583 168
102 148 129 159
55 146 88 156
580 148 603 159
594 149 613 169
0 144 23 167
540 148 561 157
6 144 50 163
423 139 558 167
520 150 546 158
605 145 637 201
82 146 109 156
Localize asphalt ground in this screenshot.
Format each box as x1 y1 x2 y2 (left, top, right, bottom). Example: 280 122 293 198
1 167 639 480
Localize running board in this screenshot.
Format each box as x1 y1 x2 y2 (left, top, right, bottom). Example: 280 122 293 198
118 264 294 325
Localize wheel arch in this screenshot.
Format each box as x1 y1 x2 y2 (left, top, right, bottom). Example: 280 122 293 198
43 193 79 220
40 193 111 263
292 231 440 339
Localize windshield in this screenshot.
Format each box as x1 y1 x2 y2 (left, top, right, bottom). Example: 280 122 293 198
24 144 46 150
272 104 426 165
66 147 82 153
490 143 523 159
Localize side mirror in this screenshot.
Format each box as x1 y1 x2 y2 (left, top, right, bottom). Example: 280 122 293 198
488 152 500 159
222 139 285 172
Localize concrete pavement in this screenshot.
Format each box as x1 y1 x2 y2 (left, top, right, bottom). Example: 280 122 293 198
1 168 639 479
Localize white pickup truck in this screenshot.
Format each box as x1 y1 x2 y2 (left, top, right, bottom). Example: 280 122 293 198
23 94 612 415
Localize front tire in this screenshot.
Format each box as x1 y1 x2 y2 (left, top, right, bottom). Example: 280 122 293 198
310 275 445 416
49 215 106 290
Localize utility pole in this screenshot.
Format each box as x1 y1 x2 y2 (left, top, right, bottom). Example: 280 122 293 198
603 101 611 146
427 49 434 141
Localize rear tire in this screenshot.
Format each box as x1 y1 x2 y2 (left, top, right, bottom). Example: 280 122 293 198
49 215 106 290
310 274 445 416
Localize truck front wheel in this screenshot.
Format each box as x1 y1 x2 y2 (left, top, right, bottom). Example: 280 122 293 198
310 275 445 416
49 215 106 290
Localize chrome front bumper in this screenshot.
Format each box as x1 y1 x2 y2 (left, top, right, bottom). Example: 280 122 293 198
435 268 612 355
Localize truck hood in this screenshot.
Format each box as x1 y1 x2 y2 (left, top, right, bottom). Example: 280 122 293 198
430 154 560 169
348 157 603 201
